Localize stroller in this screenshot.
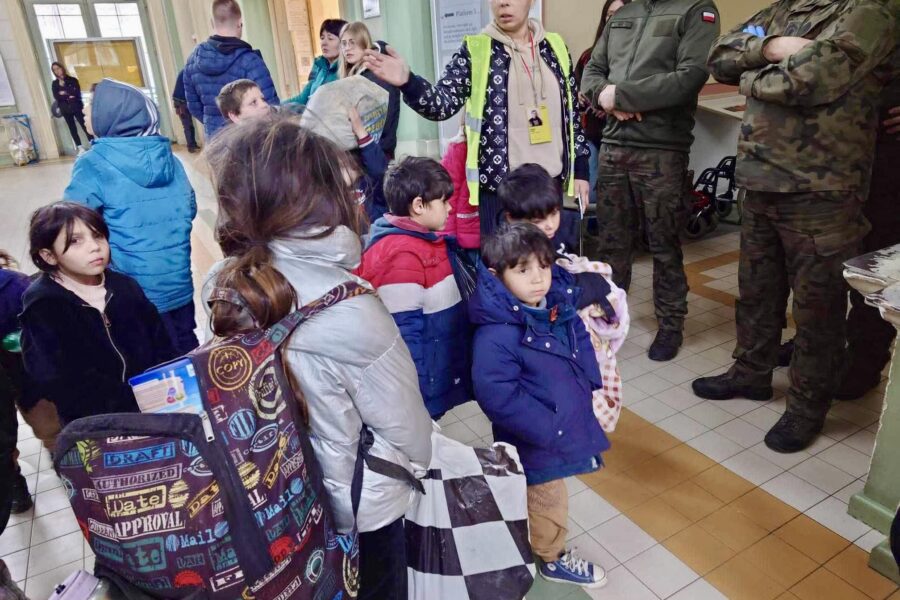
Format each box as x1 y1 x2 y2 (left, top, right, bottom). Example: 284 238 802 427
684 156 743 239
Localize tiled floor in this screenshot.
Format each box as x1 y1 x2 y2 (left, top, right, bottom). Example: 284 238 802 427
1 156 897 599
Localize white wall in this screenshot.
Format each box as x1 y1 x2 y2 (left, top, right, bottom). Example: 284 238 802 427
0 0 60 161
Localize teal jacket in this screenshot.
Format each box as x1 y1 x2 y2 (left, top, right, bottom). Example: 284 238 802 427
285 55 339 105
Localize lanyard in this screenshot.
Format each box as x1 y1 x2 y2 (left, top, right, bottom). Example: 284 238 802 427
517 32 542 105
518 31 536 81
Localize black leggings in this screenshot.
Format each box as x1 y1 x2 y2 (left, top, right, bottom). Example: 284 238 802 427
63 111 93 147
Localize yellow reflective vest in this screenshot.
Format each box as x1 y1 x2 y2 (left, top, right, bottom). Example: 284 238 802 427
463 33 577 206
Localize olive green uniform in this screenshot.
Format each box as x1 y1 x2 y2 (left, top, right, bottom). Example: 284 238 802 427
582 0 721 333
707 0 897 420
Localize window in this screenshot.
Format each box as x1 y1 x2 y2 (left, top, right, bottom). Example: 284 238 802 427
93 3 154 96
94 3 142 38
34 4 87 40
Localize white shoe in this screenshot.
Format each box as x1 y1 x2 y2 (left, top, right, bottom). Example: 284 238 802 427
77 145 87 156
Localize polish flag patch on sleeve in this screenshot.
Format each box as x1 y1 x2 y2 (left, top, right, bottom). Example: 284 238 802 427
702 11 717 23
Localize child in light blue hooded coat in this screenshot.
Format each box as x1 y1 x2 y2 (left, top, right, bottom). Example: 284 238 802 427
65 79 199 354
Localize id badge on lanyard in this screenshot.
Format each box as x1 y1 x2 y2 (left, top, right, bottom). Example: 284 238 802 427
521 34 551 145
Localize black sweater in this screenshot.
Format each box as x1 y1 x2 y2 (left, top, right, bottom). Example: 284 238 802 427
20 271 176 424
51 76 84 115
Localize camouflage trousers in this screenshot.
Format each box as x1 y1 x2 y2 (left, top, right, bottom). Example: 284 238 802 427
596 144 690 332
846 140 900 378
731 190 870 420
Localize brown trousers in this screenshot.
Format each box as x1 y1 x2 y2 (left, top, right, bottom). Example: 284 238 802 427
527 479 568 562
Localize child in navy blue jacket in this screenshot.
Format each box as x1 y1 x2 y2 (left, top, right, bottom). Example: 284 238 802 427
470 223 609 589
356 157 470 418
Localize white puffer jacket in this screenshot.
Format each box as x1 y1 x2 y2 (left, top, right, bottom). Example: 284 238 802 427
202 226 432 533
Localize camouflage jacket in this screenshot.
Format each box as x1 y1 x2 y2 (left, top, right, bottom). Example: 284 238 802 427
707 0 897 193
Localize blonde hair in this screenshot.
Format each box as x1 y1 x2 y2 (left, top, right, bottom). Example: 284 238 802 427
339 22 373 78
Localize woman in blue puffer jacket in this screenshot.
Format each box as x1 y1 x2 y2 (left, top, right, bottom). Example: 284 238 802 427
64 79 199 354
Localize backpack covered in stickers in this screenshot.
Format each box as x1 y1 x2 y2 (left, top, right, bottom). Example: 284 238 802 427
54 283 369 599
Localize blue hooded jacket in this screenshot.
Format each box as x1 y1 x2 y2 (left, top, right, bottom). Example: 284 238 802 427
183 35 280 137
469 261 609 481
64 79 197 314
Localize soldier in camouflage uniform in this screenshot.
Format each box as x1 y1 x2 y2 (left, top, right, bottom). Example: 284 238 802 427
694 0 897 453
582 0 721 362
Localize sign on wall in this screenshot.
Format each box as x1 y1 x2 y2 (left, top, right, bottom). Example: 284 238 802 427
429 0 542 153
363 0 381 19
0 53 15 107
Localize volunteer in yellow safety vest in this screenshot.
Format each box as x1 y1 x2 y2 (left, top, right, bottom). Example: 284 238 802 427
363 0 591 246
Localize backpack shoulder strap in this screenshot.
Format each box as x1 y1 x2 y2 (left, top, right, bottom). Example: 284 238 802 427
268 281 372 346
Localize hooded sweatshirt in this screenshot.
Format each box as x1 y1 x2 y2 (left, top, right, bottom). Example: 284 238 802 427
183 35 280 136
484 19 564 179
64 79 197 314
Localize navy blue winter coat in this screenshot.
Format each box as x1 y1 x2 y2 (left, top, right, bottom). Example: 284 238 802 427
470 262 609 478
183 35 279 136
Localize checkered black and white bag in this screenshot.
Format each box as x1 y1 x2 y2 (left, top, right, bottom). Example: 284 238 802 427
405 431 535 600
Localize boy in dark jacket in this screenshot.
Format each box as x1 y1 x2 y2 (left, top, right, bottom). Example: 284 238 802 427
182 0 279 137
355 157 470 418
470 223 609 589
499 164 616 314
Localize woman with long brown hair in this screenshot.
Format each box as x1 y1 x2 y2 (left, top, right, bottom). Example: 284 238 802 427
202 114 431 600
50 61 93 155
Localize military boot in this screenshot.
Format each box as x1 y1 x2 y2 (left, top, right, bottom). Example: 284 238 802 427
765 412 825 453
692 373 773 401
834 370 882 401
648 330 683 362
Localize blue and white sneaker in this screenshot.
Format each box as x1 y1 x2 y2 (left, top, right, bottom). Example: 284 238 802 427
539 548 608 588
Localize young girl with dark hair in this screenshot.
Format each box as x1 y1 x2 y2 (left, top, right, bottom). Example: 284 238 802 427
50 62 94 154
202 114 431 600
19 202 175 426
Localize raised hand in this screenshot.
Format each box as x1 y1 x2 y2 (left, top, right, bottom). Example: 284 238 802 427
348 106 369 141
362 46 411 87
